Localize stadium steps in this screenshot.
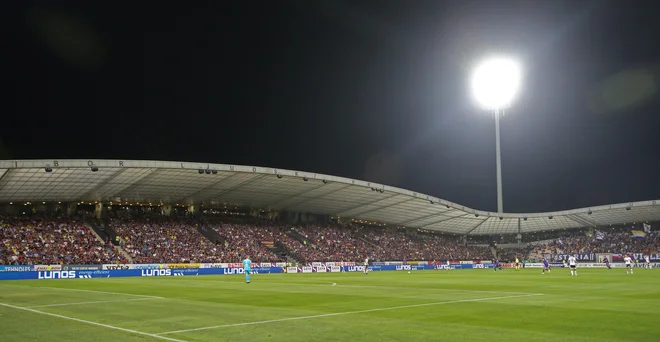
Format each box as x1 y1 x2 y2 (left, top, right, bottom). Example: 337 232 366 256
99 220 121 246
273 241 300 263
85 222 108 244
115 246 134 263
196 225 225 245
85 221 134 263
87 219 110 241
286 229 310 245
490 246 498 259
357 235 379 248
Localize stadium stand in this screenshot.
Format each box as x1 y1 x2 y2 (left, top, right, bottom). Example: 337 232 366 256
1 159 660 266
0 215 126 265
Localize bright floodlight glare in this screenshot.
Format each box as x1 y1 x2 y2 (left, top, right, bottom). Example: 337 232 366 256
471 57 521 111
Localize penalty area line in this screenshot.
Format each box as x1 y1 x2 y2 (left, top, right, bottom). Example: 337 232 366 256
157 293 543 335
0 302 187 342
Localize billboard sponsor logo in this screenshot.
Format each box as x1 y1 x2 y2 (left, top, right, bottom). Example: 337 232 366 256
472 263 485 269
348 266 366 272
35 265 62 271
395 265 411 271
134 264 162 270
330 266 341 272
104 265 131 270
62 265 101 271
0 265 33 272
141 269 171 277
286 267 298 273
223 268 258 275
167 263 200 269
38 271 76 279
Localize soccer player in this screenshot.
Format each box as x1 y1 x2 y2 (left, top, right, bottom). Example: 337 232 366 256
624 255 633 274
542 257 550 274
515 257 520 271
364 257 369 275
242 256 252 283
493 258 503 272
645 256 651 269
604 257 611 269
568 255 577 276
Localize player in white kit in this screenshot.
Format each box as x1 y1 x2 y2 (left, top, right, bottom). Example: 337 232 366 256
568 255 577 276
624 256 633 274
645 256 651 269
364 258 369 275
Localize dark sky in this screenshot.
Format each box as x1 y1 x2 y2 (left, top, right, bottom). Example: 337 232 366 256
4 0 660 213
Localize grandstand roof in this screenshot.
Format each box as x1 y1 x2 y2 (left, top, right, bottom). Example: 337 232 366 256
1 159 659 235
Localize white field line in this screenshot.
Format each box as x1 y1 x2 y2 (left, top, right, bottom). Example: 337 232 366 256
329 283 538 295
0 302 187 342
192 278 540 296
157 293 543 335
31 286 164 299
27 297 160 308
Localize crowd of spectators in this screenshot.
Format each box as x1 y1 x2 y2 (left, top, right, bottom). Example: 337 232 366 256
110 217 224 264
209 222 285 263
495 247 529 262
23 213 660 265
0 216 126 265
529 230 660 259
288 225 375 262
361 229 491 261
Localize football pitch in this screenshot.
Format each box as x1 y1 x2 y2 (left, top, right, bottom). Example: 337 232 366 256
0 269 658 341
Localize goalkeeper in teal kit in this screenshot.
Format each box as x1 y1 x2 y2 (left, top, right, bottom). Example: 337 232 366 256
242 256 252 283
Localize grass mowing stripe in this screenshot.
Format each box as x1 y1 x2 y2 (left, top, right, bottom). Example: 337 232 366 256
27 297 160 308
0 302 187 342
157 293 543 335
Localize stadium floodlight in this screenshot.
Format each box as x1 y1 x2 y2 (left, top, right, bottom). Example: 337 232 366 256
471 57 521 111
470 56 522 214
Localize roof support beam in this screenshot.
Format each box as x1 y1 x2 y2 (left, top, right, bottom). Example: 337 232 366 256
464 218 489 235
279 184 353 211
266 182 328 209
335 193 399 217
566 214 597 228
398 210 453 226
343 197 415 218
185 173 266 204
419 214 473 230
174 172 242 204
79 167 137 202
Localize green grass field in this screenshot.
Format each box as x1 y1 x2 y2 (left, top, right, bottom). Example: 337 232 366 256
0 268 658 341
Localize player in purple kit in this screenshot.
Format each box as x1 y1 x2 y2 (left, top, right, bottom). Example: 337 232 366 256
493 258 503 272
604 257 611 269
542 257 550 274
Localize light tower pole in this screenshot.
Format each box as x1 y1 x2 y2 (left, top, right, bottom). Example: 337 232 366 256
470 56 521 214
494 111 503 213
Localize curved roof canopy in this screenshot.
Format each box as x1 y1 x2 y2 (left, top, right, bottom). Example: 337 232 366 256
0 159 658 235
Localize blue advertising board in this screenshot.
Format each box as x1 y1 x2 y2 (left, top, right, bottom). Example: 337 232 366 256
0 267 285 281
0 265 34 272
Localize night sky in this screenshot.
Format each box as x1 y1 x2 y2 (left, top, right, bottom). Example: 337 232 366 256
5 1 660 213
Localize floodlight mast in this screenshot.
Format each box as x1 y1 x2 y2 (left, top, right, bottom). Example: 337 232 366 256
494 108 504 214
470 57 521 214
